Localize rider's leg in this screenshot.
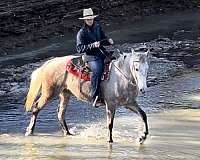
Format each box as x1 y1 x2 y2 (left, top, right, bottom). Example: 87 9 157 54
87 58 104 106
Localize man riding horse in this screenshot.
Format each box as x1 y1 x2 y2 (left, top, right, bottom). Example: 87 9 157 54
76 8 114 107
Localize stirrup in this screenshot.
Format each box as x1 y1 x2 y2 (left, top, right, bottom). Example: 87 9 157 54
92 96 105 107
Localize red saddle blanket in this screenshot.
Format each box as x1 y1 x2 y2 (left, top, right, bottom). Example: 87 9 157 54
66 57 110 81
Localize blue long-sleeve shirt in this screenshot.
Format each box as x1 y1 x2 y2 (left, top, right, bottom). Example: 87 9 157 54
76 22 110 59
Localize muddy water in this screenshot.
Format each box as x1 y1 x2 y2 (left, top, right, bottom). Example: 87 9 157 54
0 109 200 160
0 10 200 159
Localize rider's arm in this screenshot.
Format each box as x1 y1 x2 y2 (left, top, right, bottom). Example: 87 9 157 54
76 29 96 54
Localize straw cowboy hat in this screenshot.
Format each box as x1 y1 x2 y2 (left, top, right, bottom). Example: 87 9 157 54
79 8 98 20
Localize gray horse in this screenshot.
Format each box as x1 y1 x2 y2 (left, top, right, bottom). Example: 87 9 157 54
24 48 149 144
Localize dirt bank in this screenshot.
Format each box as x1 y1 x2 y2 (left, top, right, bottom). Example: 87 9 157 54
0 0 200 56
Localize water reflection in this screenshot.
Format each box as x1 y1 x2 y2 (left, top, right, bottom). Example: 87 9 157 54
1 109 200 159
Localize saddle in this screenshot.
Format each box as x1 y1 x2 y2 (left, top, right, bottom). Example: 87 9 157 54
66 56 111 81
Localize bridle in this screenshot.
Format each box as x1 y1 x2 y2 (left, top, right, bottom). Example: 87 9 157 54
99 48 138 87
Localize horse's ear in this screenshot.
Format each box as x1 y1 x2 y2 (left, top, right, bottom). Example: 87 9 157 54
144 49 150 56
117 49 123 55
119 54 127 60
131 48 136 55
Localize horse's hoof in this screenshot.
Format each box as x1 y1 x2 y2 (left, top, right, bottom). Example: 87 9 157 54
137 132 148 144
139 137 145 144
25 131 33 136
108 139 113 143
138 134 147 144
67 132 74 136
63 131 73 136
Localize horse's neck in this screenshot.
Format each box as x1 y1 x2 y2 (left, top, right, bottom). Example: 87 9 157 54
120 56 132 75
111 57 133 83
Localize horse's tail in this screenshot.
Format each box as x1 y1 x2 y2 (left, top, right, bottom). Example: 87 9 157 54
24 68 42 112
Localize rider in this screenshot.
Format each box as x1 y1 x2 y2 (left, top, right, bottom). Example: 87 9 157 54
76 8 114 107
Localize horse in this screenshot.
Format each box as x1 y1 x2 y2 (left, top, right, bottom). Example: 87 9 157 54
24 48 149 144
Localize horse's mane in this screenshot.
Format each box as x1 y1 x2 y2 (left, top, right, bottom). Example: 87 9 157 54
112 52 147 69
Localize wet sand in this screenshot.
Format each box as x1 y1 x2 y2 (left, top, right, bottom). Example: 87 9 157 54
0 109 199 160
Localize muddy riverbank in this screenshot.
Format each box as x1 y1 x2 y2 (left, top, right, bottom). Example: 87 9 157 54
0 9 200 67
0 0 200 57
0 9 200 68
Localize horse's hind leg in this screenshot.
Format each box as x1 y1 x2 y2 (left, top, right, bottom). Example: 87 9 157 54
57 90 72 136
126 102 148 144
25 87 53 136
25 106 39 136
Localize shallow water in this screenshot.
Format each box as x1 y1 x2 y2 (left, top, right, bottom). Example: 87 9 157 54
1 109 200 160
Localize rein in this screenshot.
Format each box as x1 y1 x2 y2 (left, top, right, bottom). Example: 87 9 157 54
112 61 137 87
99 48 137 87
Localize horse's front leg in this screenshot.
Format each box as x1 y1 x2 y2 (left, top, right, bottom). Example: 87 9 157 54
106 105 116 143
126 103 148 144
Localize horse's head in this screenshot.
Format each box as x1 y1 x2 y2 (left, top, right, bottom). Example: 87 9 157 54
130 48 149 94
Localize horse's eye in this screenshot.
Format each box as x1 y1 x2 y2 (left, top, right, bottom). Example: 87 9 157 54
135 68 139 71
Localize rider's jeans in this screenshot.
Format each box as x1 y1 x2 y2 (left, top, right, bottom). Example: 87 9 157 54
87 58 104 100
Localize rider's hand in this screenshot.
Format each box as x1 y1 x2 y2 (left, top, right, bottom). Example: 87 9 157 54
94 41 100 48
108 38 114 45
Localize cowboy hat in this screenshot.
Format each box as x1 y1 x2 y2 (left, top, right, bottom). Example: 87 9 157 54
79 8 98 20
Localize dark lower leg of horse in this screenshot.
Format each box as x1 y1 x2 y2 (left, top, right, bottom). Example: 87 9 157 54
25 94 51 136
57 92 72 136
25 107 39 136
126 105 148 144
107 108 115 143
139 108 148 135
137 108 148 144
